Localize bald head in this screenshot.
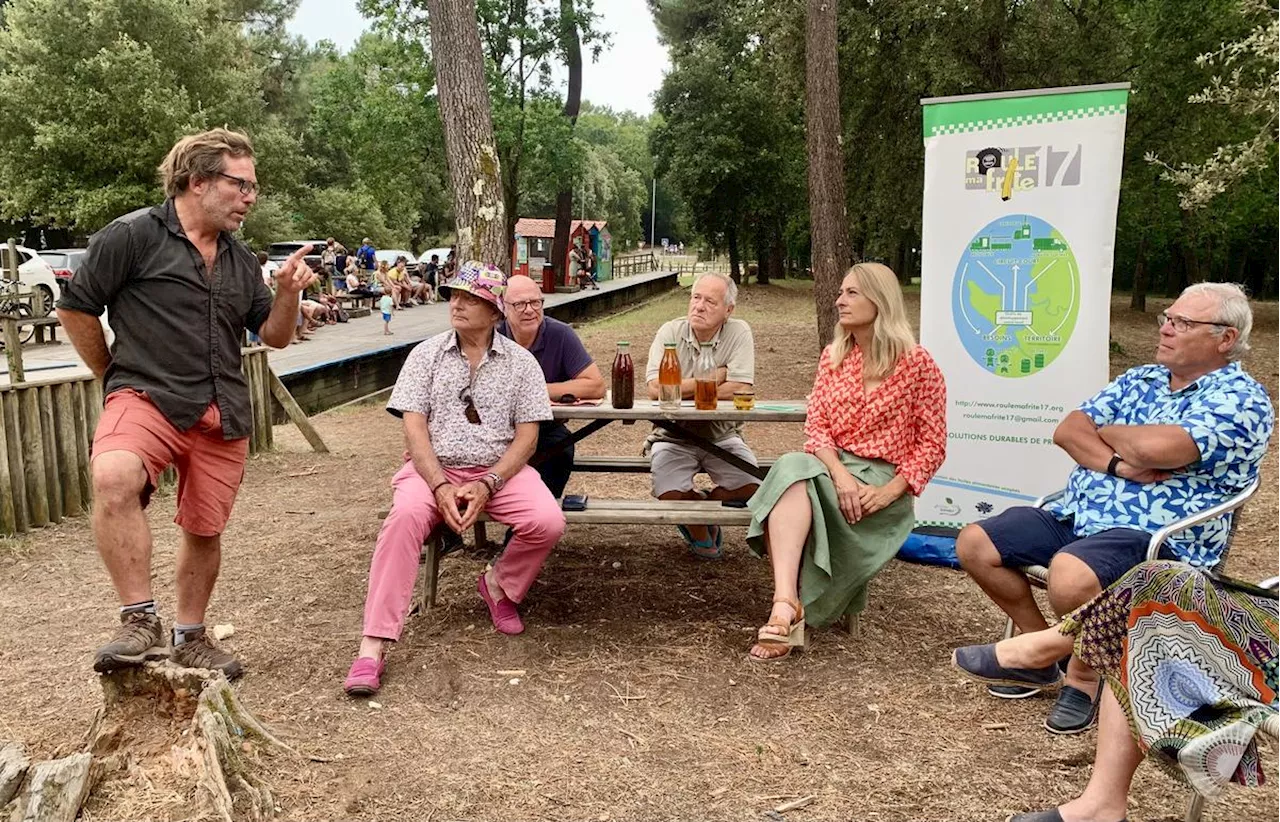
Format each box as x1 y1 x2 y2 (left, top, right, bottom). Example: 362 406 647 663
506 275 541 302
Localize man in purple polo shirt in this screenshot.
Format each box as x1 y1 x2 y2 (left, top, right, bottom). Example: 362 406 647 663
498 274 605 497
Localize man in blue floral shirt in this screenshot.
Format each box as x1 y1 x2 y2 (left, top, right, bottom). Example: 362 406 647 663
955 283 1273 734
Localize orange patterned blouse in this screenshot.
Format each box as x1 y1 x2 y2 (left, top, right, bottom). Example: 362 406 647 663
803 343 948 496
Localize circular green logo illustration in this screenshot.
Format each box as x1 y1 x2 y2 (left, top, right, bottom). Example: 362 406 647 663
951 215 1080 378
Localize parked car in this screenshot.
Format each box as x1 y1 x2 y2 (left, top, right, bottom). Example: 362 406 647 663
1 245 61 316
266 240 327 273
417 246 452 268
375 249 419 275
39 248 88 289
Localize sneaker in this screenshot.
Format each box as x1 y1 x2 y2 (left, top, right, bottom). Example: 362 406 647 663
1044 683 1101 734
171 627 244 680
93 612 168 673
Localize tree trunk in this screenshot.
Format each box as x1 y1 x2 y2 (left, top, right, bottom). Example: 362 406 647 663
551 0 583 286
769 219 784 281
805 0 849 347
424 0 506 265
1129 234 1149 311
754 227 769 285
727 223 741 284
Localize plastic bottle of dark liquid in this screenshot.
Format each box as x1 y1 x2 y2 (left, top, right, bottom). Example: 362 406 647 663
611 341 634 409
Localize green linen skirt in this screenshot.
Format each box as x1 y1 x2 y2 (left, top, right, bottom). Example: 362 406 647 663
746 451 913 628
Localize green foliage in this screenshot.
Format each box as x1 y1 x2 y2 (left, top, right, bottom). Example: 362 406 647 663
298 186 397 249
0 0 269 230
239 194 298 250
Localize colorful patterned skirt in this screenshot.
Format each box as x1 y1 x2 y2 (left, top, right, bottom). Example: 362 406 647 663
1060 560 1278 797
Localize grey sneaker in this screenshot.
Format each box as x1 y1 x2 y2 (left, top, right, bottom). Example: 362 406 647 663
171 627 244 680
93 612 168 673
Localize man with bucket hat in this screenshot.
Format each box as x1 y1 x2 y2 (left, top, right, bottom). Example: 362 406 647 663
344 261 566 697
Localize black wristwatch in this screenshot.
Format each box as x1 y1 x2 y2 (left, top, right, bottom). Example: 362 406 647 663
1106 454 1122 476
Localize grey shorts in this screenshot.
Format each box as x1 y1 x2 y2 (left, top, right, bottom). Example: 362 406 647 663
650 437 760 496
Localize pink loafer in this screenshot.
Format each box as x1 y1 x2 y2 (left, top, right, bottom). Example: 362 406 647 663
478 574 524 635
344 656 385 696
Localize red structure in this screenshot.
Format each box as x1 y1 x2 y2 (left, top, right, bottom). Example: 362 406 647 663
511 218 607 292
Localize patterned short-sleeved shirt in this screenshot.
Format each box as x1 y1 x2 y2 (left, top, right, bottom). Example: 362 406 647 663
1045 362 1273 566
387 330 553 467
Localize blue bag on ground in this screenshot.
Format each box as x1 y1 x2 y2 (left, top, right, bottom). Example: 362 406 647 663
896 529 960 569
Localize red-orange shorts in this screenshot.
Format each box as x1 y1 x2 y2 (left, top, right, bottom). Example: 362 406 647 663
91 389 249 537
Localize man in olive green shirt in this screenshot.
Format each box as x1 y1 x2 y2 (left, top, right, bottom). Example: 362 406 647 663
644 272 758 559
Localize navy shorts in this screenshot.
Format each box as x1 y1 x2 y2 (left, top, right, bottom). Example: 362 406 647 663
977 506 1154 590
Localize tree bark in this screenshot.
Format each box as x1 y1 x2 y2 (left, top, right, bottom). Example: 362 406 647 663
551 0 583 286
769 219 784 281
727 223 741 284
805 0 850 347
424 0 506 266
1129 234 1148 311
754 226 769 285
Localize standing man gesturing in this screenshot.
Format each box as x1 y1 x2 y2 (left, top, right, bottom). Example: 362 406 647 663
55 128 317 680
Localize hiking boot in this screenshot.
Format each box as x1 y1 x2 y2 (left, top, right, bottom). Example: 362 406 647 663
171 627 244 680
94 612 169 673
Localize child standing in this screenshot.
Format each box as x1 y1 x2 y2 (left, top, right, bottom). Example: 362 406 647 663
379 293 394 335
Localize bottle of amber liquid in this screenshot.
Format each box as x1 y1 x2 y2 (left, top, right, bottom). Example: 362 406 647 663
693 342 718 410
658 341 682 410
611 341 635 409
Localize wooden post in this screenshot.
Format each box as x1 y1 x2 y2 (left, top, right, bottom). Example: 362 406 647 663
0 392 15 534
85 379 103 435
54 382 82 517
1 316 22 384
2 389 26 531
72 381 92 505
258 351 273 451
18 387 48 527
38 385 61 523
267 369 327 453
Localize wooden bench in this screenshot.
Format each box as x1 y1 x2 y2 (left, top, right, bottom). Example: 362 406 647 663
9 316 61 344
573 455 776 473
380 499 754 611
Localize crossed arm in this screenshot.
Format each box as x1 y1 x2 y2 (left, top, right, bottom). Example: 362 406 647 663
1053 410 1201 477
645 367 750 400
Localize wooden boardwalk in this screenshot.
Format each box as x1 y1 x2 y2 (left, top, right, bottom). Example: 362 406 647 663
0 270 675 387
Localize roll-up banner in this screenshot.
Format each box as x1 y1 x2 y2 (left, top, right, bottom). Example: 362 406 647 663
917 83 1130 530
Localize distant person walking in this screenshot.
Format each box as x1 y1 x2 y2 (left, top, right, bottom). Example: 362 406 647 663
55 128 318 680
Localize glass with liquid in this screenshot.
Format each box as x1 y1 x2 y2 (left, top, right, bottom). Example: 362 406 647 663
693 341 718 410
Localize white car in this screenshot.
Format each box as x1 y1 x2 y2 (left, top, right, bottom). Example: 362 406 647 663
417 246 452 267
375 249 419 275
1 245 60 316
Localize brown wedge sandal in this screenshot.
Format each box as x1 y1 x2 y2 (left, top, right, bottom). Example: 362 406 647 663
749 596 805 661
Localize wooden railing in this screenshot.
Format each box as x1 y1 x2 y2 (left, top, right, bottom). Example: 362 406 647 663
612 251 658 278
0 347 275 537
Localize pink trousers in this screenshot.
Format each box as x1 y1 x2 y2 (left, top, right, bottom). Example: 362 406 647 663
363 461 566 640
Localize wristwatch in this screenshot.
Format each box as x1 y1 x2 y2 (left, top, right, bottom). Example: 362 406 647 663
482 472 505 494
1106 454 1123 476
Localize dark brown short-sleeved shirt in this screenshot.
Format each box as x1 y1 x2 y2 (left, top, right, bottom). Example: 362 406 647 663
57 200 274 439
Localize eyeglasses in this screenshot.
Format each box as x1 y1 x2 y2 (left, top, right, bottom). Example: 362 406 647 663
556 393 577 404
458 386 481 425
1157 312 1231 333
217 172 259 196
509 298 544 312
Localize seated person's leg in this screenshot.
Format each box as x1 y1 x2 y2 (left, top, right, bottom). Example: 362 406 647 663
481 466 567 632
750 477 813 660
534 421 575 500
1009 687 1139 822
956 506 1076 635
1044 529 1149 728
702 436 761 501
650 441 713 547
350 464 443 682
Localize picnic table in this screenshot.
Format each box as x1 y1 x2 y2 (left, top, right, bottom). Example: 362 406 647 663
408 396 807 609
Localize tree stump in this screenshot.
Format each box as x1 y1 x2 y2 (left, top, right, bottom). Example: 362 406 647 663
4 663 300 822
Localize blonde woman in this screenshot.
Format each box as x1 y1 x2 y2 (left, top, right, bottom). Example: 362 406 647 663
746 263 947 660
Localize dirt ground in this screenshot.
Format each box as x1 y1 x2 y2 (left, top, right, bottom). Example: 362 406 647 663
1 281 1276 822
